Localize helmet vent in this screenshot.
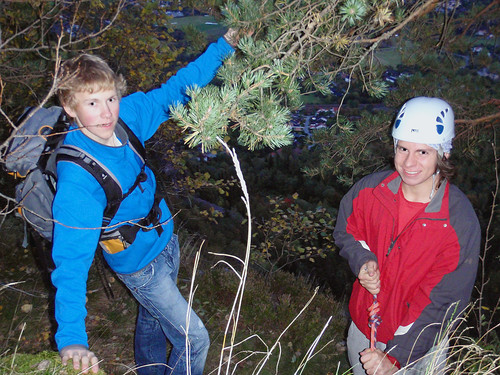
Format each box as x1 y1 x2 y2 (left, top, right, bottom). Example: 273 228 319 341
435 108 449 135
394 106 406 129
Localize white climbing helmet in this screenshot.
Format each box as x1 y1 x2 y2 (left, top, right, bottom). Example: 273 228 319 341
392 97 455 154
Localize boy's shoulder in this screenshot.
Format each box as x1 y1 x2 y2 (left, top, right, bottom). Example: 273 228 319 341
355 169 395 190
447 182 479 222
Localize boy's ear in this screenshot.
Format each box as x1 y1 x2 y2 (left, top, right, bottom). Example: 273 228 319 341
62 104 76 119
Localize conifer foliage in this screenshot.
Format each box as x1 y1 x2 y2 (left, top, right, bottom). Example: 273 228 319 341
170 0 434 151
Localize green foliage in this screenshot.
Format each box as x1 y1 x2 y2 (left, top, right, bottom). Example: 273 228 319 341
171 0 431 151
171 50 297 151
0 0 182 118
0 1 66 111
96 1 183 92
305 111 393 185
253 193 336 274
294 1 500 185
444 304 500 374
340 0 369 26
180 24 209 56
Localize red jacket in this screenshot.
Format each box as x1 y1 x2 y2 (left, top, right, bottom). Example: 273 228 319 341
334 170 480 367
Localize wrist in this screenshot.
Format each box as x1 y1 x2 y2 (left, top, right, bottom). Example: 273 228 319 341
385 354 401 370
60 344 88 355
223 28 239 47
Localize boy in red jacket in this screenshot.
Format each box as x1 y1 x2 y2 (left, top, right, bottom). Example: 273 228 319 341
334 97 480 374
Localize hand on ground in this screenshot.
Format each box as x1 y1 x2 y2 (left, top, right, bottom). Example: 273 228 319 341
60 344 99 374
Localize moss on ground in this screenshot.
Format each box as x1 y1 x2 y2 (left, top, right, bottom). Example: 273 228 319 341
0 351 107 375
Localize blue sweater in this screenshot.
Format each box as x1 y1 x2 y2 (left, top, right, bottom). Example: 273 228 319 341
51 37 234 350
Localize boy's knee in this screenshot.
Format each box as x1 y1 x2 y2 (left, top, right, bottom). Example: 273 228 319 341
200 326 210 346
192 325 210 353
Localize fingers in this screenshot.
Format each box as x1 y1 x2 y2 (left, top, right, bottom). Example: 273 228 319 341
72 352 81 370
61 353 69 366
360 348 382 375
358 261 381 295
364 260 379 276
358 261 378 278
60 345 99 374
360 348 398 375
361 277 381 295
90 354 99 373
223 28 239 47
223 28 254 47
74 351 99 374
358 260 380 295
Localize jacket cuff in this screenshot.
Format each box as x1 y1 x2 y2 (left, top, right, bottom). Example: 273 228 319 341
218 36 236 54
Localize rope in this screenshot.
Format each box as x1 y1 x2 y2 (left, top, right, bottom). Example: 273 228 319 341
368 294 382 350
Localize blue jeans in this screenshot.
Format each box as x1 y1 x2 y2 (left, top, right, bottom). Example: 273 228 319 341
117 235 210 375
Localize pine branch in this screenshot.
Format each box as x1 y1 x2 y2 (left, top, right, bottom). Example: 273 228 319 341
172 0 435 151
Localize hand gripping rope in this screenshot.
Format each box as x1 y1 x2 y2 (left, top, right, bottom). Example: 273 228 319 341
368 294 382 350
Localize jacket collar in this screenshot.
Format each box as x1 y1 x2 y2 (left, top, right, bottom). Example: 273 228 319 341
426 179 447 213
381 171 448 214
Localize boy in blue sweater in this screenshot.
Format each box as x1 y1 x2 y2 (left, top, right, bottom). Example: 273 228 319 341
52 30 237 374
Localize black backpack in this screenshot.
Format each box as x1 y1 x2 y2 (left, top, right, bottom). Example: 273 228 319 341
4 106 147 244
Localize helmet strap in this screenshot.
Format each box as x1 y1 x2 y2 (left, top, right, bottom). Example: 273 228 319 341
430 169 440 200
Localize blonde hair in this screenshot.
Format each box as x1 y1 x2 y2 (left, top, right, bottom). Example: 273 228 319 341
57 54 127 109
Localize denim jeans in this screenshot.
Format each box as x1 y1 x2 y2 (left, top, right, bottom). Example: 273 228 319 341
117 235 210 375
347 321 448 375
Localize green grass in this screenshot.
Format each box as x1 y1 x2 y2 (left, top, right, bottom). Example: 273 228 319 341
0 351 107 375
374 46 402 67
168 15 225 41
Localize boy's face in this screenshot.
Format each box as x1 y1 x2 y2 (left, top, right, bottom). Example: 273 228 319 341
394 140 440 200
63 89 120 146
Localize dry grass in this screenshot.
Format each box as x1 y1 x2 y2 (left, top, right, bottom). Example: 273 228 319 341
0 215 350 374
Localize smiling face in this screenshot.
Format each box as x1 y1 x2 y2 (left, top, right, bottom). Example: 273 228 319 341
63 89 120 146
394 140 440 202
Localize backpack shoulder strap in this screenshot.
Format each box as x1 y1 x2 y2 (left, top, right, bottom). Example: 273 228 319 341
56 145 123 225
55 118 147 228
115 118 146 163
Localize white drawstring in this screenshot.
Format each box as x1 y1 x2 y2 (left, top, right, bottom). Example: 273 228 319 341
430 170 440 200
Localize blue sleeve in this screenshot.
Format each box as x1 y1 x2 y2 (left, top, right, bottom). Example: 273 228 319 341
120 37 234 141
51 161 107 350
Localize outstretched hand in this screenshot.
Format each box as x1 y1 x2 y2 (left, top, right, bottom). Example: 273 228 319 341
60 344 99 374
223 28 254 48
358 260 380 295
360 348 398 375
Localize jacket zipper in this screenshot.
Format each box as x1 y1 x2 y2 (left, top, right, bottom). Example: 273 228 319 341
386 217 447 256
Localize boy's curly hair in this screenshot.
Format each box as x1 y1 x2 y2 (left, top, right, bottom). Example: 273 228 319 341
56 54 127 109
